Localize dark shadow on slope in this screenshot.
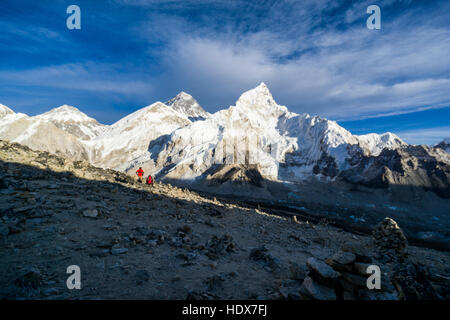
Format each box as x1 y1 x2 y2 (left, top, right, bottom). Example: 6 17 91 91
160 175 450 252
203 164 264 187
147 134 172 162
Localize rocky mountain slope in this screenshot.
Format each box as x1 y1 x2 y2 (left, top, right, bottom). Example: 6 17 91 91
436 139 450 153
340 144 450 198
0 140 448 300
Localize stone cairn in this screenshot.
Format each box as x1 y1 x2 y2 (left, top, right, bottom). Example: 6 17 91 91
372 217 408 262
299 250 399 300
299 217 411 300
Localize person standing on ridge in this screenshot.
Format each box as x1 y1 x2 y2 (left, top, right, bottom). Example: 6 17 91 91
136 167 144 183
146 174 153 186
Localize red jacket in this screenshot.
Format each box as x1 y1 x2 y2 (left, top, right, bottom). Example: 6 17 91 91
136 169 144 177
146 175 153 184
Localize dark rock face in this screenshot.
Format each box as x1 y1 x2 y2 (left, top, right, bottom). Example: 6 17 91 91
341 145 450 198
313 153 338 177
435 139 450 153
206 164 264 187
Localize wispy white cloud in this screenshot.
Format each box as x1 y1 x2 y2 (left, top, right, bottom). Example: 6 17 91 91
0 63 153 95
395 126 450 145
152 26 450 119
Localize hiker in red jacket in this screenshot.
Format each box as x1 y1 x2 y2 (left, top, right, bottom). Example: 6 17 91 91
146 175 153 186
136 167 144 183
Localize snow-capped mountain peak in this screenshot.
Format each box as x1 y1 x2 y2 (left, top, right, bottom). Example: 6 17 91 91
235 82 287 116
357 132 406 156
176 91 193 99
237 82 272 103
136 82 431 187
108 101 190 130
37 105 96 123
35 105 105 140
1 83 448 200
0 104 14 118
165 92 210 121
85 101 193 170
435 138 450 153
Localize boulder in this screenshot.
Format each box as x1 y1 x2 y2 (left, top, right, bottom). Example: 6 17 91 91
307 257 340 280
329 251 356 265
353 262 371 276
300 276 337 300
110 247 128 255
341 272 368 288
82 209 98 218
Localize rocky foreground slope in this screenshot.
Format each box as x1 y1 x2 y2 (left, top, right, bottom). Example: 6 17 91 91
0 140 448 300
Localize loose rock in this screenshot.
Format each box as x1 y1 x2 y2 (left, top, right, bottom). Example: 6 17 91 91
300 276 337 300
83 209 98 218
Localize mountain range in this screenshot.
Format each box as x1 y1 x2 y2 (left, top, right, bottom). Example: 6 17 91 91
0 84 449 200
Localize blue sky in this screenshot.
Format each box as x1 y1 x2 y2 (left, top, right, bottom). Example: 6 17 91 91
0 0 449 145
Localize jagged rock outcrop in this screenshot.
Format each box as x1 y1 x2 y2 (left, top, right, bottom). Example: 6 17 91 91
435 138 450 153
341 144 450 198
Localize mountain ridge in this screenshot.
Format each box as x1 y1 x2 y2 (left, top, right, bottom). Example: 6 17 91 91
0 84 448 201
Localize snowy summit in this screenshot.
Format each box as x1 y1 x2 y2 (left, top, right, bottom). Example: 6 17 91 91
0 104 14 118
37 105 97 123
165 91 210 121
